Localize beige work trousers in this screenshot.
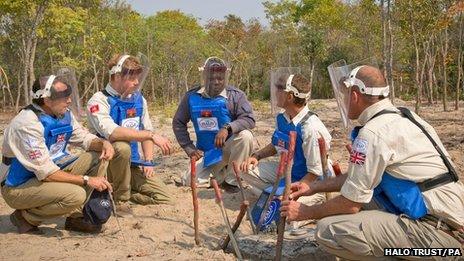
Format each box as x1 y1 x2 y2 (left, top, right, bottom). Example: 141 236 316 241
181 130 254 186
1 151 102 226
108 141 173 205
316 210 463 260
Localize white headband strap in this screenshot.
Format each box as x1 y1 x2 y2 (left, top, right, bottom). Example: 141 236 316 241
344 66 390 97
31 75 56 99
109 55 130 75
284 74 311 99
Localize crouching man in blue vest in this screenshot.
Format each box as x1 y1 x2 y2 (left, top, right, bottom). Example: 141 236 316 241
0 75 114 234
239 73 333 229
173 57 255 193
86 54 174 213
281 62 464 259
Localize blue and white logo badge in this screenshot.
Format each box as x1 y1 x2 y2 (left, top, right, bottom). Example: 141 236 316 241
353 138 368 154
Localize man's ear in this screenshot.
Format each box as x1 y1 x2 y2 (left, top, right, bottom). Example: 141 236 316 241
43 97 52 107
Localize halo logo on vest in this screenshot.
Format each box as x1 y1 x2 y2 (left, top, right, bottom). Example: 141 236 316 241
198 117 218 131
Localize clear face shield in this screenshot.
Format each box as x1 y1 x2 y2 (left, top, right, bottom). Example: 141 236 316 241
328 58 388 134
199 57 230 98
31 68 81 119
270 67 309 115
109 53 149 99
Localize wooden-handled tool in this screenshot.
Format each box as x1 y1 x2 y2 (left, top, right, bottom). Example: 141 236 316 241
231 161 256 234
221 200 249 251
256 152 287 233
211 178 243 259
318 134 336 200
190 158 200 245
275 131 297 261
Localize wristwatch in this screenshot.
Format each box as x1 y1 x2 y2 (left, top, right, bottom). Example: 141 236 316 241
223 123 232 134
83 175 89 187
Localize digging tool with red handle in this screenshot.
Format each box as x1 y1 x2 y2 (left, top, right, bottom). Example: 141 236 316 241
275 131 297 261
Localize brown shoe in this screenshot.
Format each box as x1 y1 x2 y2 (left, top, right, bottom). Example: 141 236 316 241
115 201 133 218
9 210 41 234
64 217 103 234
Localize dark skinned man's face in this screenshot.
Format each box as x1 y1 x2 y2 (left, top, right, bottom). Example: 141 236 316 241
206 71 226 97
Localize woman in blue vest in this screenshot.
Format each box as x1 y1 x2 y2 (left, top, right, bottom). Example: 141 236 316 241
239 73 333 229
172 57 255 193
86 54 174 213
1 74 114 234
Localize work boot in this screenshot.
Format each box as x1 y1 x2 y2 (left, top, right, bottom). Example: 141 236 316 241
64 217 103 234
9 210 41 234
115 201 133 217
219 182 240 194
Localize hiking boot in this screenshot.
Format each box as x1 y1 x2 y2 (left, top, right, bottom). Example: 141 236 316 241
115 201 133 217
219 182 241 194
64 217 103 234
9 210 41 234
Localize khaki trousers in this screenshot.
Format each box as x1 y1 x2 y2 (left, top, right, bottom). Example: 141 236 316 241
108 141 173 205
316 210 463 260
181 130 254 186
1 151 101 226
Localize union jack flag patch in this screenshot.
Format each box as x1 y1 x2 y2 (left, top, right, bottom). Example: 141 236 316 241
28 150 42 160
56 134 66 143
350 151 366 166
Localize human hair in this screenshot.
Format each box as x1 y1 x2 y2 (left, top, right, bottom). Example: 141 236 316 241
108 54 143 80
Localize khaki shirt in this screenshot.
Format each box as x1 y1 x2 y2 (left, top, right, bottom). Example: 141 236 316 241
279 106 332 177
341 99 464 225
0 104 97 181
86 84 153 139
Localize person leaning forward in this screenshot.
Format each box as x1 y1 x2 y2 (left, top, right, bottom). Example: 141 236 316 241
280 64 464 259
86 54 174 214
173 57 255 193
0 75 114 234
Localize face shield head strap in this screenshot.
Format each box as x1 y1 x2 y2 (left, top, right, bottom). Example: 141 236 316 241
109 55 131 75
31 75 56 99
344 66 390 97
284 74 310 99
198 57 230 72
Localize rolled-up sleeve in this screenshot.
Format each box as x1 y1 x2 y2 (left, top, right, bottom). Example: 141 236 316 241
340 130 391 203
86 93 119 139
141 97 154 131
301 120 323 176
228 90 255 133
69 112 98 151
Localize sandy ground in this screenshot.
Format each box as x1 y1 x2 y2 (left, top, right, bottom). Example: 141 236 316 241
0 99 463 260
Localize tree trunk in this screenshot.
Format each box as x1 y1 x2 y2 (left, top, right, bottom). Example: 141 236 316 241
387 0 395 103
441 28 449 112
456 12 463 110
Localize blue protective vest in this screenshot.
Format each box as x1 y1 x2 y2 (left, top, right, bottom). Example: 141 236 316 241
188 92 231 167
271 111 313 182
105 90 153 167
350 112 429 219
5 106 75 187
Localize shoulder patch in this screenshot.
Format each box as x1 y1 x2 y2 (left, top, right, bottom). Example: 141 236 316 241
89 104 99 114
352 138 368 154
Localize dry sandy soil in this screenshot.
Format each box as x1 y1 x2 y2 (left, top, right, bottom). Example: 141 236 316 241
0 99 462 260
